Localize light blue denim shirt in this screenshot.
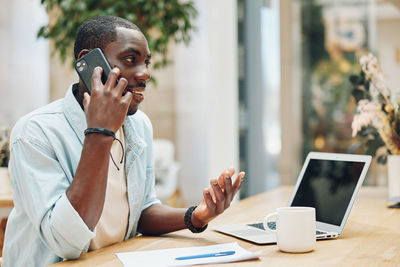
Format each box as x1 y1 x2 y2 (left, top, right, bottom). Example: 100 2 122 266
2 84 160 267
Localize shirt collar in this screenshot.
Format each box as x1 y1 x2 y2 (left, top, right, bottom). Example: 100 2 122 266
62 83 87 145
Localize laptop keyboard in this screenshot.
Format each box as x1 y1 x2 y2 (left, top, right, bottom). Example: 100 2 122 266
248 222 275 230
248 222 327 235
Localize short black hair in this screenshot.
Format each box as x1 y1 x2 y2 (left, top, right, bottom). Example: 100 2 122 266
74 16 141 60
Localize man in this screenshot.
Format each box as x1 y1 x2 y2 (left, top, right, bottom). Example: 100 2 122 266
2 16 245 266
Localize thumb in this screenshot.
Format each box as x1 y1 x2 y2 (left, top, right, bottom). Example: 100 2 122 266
83 92 90 111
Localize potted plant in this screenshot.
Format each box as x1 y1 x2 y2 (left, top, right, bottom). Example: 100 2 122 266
37 0 197 71
350 53 400 203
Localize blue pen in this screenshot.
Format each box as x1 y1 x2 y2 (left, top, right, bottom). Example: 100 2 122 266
175 250 235 260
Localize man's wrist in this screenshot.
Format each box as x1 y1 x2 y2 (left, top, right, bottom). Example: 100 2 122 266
84 127 116 139
84 132 114 142
190 208 206 228
184 206 208 233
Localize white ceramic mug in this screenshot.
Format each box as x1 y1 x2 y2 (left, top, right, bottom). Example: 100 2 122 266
263 207 316 253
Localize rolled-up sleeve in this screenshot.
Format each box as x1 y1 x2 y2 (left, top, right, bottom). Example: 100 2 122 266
51 193 95 256
141 166 161 211
9 136 95 259
141 119 161 211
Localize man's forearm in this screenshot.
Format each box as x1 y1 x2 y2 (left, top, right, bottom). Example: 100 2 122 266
66 134 113 230
137 204 189 235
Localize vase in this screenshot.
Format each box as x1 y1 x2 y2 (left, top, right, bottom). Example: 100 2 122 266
387 155 400 202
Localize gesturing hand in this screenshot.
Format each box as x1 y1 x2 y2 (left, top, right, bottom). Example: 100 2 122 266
83 67 133 133
191 167 245 228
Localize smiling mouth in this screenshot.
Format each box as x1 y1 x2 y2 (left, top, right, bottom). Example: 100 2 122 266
122 89 144 97
131 91 144 95
126 82 146 95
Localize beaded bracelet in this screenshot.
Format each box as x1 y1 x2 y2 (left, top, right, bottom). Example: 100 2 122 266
184 206 208 233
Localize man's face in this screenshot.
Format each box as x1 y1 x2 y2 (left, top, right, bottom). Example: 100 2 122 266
103 27 151 115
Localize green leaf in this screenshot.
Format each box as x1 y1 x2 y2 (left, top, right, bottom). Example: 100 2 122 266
348 142 362 153
349 74 359 85
365 139 384 157
377 155 387 164
38 0 197 72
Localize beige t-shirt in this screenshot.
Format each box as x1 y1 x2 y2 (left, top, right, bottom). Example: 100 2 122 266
89 129 129 250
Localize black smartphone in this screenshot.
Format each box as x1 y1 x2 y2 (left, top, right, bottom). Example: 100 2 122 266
74 48 112 94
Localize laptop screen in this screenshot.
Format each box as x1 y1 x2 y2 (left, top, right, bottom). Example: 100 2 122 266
290 159 365 226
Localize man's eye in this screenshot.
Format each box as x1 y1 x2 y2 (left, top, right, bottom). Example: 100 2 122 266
125 57 135 63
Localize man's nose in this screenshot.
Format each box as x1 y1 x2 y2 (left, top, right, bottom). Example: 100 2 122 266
135 65 151 82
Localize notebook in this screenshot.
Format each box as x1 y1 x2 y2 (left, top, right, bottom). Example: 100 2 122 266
213 152 372 244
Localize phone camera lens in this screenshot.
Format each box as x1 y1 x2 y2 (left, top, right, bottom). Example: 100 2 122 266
76 62 81 67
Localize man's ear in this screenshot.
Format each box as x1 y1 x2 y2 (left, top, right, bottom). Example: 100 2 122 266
77 49 91 59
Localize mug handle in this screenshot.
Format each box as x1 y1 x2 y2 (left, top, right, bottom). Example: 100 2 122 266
263 212 277 233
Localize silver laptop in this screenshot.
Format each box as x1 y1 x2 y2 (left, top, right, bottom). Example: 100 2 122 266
213 152 372 244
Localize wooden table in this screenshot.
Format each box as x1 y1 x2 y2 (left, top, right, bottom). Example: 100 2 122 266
52 186 400 266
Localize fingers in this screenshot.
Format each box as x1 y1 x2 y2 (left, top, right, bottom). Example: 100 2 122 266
203 169 245 220
210 168 244 213
233 171 245 195
91 67 103 94
92 66 130 104
217 167 235 189
210 179 225 214
113 77 127 97
224 176 233 208
83 92 90 111
203 188 216 210
121 90 133 106
104 67 120 92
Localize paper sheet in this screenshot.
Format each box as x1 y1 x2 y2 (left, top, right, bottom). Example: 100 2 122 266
116 242 261 266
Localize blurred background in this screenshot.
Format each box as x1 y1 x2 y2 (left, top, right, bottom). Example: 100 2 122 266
1 0 400 207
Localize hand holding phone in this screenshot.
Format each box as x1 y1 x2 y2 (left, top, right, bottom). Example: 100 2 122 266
74 48 131 133
74 48 112 94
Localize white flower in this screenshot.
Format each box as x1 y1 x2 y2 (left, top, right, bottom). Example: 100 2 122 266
359 53 392 105
353 53 400 155
351 100 378 137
